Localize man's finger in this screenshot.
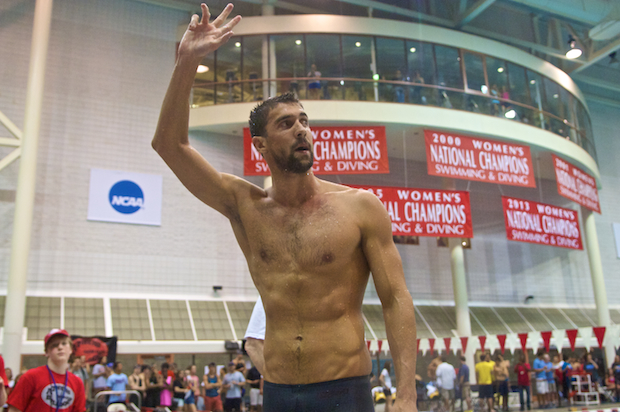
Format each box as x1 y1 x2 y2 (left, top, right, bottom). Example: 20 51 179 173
218 15 242 34
200 3 211 25
212 3 234 27
189 13 199 29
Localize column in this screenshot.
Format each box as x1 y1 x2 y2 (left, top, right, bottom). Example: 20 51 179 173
3 0 54 373
582 207 614 364
444 179 474 381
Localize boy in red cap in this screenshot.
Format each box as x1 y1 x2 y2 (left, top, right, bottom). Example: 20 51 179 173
7 329 86 412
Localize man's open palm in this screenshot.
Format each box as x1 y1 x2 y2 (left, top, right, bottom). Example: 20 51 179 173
178 3 241 59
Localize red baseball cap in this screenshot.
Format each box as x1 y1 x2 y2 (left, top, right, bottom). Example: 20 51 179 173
44 329 70 348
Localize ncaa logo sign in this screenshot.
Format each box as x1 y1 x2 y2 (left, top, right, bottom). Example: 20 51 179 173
109 180 144 214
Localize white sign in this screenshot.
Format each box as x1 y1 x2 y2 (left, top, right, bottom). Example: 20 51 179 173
87 169 162 226
614 223 620 259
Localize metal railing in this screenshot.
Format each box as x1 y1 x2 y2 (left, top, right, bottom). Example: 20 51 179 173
94 390 141 412
191 76 597 161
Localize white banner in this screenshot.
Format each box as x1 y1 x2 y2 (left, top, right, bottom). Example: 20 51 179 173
87 169 162 226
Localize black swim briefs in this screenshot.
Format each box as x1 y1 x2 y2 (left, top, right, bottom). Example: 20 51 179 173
263 375 374 412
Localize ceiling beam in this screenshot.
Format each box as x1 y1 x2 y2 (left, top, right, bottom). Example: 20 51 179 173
462 25 570 60
573 75 620 94
569 36 620 74
334 0 454 27
505 0 610 26
454 0 497 29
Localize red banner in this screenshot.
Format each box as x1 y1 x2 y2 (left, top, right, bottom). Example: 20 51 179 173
497 335 506 355
566 329 578 351
444 337 452 354
460 337 469 353
501 196 583 250
479 336 486 352
243 126 389 176
424 130 535 187
541 331 552 352
518 333 529 351
552 155 601 214
593 326 606 349
353 185 473 238
429 338 435 355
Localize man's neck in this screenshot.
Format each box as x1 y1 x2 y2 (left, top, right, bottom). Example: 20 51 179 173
269 171 320 207
47 359 69 375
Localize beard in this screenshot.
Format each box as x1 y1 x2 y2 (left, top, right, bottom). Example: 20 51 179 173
272 147 314 174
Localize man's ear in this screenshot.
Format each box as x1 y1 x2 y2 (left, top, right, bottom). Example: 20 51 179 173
252 135 267 155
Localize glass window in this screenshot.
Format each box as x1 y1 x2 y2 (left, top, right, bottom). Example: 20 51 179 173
434 45 462 89
271 35 306 98
464 52 487 93
193 53 215 107
542 78 565 136
242 36 264 102
506 62 530 106
65 298 105 336
190 301 234 340
375 37 406 102
306 34 342 100
227 301 255 340
111 299 152 341
486 57 508 98
215 36 242 103
25 297 61 340
406 40 435 105
150 300 193 341
526 70 548 129
342 35 373 101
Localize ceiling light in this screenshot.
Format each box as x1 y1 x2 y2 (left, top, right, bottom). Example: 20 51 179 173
372 74 380 80
480 85 488 94
340 80 344 85
197 65 209 73
355 42 361 47
553 94 559 99
505 109 516 119
565 35 582 59
497 67 504 73
234 42 241 48
295 39 302 45
410 47 416 53
530 79 536 85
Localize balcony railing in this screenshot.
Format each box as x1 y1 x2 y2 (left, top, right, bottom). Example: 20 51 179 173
191 76 597 161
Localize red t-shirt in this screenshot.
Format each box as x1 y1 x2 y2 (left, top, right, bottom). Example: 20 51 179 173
515 363 531 386
7 365 86 412
0 355 8 386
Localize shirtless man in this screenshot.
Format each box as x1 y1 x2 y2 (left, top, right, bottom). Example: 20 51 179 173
152 4 417 411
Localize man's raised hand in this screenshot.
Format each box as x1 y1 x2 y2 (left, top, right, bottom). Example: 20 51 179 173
178 3 241 61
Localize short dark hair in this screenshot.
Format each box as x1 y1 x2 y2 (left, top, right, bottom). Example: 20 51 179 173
113 361 122 370
460 356 466 362
249 92 302 138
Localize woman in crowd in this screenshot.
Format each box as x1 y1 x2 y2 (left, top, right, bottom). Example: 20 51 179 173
128 364 146 407
144 364 163 408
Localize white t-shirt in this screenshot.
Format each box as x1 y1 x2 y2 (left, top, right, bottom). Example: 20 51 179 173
381 368 392 389
436 362 456 390
244 296 266 340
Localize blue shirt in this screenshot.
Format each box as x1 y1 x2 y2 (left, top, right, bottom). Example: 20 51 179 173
545 361 554 382
107 372 128 403
533 358 547 380
223 371 245 399
458 363 470 384
205 375 219 397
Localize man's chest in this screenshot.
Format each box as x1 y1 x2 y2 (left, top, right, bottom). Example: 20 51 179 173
238 199 361 270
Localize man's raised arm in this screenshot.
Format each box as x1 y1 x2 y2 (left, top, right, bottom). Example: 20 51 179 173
359 190 417 412
152 3 242 218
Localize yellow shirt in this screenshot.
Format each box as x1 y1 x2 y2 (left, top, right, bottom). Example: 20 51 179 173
476 360 496 385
